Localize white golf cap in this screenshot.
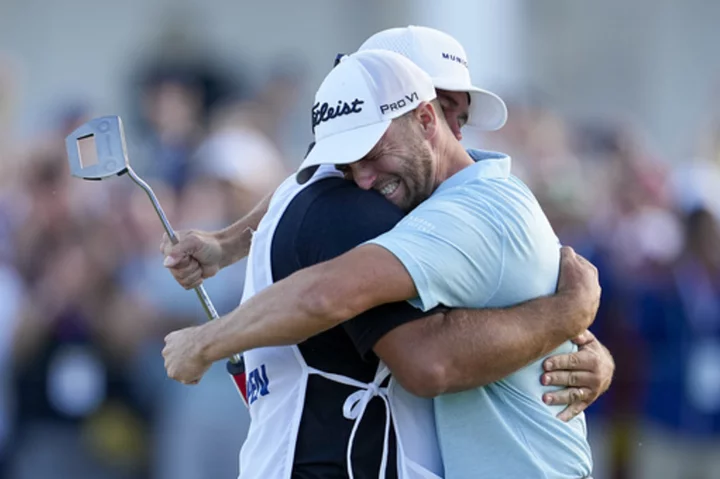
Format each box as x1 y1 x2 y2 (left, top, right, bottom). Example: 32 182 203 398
358 25 507 132
297 49 436 184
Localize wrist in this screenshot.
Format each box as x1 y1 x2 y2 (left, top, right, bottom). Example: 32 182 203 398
194 321 222 365
552 290 586 339
214 228 235 269
216 224 251 268
195 315 246 364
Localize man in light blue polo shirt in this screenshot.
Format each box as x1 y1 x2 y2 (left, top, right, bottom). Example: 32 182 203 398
366 148 593 477
162 49 598 478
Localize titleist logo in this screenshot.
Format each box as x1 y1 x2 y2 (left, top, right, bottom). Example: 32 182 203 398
312 99 364 132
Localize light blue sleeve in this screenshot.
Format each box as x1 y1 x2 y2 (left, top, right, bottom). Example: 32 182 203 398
366 188 506 311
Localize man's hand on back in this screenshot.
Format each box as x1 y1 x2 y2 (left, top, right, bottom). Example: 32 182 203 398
537 246 611 422
541 330 615 421
555 246 601 338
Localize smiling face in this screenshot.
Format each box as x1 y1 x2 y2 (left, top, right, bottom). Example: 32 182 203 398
338 100 453 212
335 92 472 211
342 125 436 212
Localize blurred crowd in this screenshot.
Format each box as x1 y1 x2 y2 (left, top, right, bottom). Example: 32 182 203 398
2 43 720 479
480 96 720 479
0 52 293 479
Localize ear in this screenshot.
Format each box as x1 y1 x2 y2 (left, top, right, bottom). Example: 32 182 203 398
412 101 440 140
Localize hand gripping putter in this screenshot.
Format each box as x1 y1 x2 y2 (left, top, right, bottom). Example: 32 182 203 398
66 115 250 406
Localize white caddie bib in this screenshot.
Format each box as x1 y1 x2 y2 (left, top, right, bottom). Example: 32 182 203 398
236 166 443 479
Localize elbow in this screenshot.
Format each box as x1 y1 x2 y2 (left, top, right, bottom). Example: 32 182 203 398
392 358 452 399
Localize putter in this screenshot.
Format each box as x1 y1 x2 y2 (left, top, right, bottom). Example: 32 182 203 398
65 116 247 401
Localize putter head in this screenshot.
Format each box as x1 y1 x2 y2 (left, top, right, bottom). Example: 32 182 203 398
66 115 130 180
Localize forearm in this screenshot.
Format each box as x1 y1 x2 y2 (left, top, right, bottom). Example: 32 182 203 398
196 266 367 362
428 292 581 394
215 193 271 268
195 244 417 362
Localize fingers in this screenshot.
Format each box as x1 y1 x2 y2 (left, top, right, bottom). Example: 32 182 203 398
542 371 599 391
185 274 204 290
556 246 581 291
167 372 201 386
167 257 204 289
172 375 200 386
160 231 205 288
558 246 597 279
544 348 599 372
160 231 200 265
559 246 577 264
159 233 171 255
162 334 201 385
163 253 192 268
543 386 592 408
541 340 613 420
180 268 204 290
575 253 599 278
556 400 591 422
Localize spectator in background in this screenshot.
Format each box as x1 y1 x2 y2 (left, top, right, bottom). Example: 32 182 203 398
121 57 299 479
7 150 154 479
0 53 21 183
150 89 289 479
130 62 237 195
251 57 309 165
0 262 24 476
630 206 720 479
193 97 288 217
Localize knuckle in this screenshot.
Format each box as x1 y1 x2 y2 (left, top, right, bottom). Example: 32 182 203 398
569 389 581 403
568 354 580 368
552 357 567 371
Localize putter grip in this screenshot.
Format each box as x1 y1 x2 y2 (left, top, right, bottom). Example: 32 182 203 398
164 232 219 321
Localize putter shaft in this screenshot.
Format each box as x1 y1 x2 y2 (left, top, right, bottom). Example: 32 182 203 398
126 167 242 365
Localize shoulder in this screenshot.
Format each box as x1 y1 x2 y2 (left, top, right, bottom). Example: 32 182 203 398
288 178 405 236
401 185 507 239
277 178 406 268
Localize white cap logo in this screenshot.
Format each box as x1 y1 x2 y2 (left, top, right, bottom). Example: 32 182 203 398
311 99 365 133
296 49 436 184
